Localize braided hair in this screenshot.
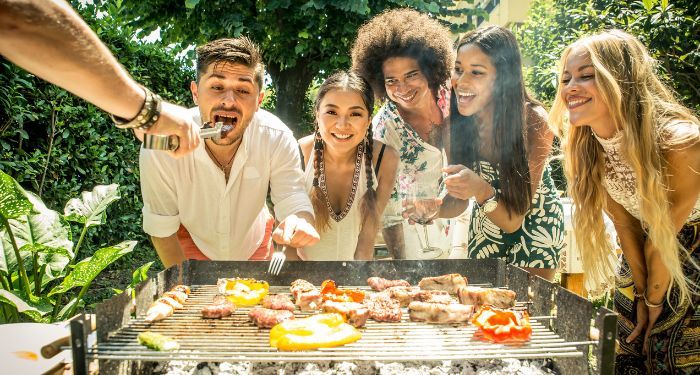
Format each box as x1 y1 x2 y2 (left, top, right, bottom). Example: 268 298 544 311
311 71 378 233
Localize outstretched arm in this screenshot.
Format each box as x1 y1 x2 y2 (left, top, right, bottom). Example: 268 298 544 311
0 0 199 156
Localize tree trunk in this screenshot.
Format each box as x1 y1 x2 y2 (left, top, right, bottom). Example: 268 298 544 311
267 61 318 137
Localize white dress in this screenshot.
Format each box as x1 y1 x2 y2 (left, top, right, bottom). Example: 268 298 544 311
594 130 700 223
301 148 377 260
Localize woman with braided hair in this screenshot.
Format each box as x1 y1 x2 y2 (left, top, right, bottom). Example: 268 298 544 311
298 71 399 260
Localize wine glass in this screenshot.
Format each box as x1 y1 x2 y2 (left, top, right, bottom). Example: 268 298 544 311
403 181 444 259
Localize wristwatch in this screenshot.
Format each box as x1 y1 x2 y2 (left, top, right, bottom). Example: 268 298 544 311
476 187 498 214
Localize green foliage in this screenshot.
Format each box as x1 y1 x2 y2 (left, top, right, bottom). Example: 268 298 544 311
0 170 135 323
120 0 484 135
516 0 700 111
515 0 700 191
0 0 194 284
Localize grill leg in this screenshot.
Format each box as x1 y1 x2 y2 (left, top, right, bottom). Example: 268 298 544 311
70 316 88 375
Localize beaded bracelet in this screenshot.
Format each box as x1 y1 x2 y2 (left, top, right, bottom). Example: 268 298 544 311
643 291 664 309
111 86 162 130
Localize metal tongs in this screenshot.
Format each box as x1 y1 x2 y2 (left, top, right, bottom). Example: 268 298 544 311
142 122 225 151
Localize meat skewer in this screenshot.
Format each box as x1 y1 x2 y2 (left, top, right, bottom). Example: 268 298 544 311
457 286 517 309
418 274 468 294
408 301 475 324
367 277 410 291
145 285 190 323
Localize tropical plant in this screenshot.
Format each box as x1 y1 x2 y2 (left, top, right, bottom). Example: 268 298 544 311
0 172 136 323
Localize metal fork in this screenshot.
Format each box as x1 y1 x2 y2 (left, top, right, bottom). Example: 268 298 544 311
267 245 287 275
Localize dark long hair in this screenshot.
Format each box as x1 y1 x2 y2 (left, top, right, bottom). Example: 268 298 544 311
450 25 535 216
311 71 378 232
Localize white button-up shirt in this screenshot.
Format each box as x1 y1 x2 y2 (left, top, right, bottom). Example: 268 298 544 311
140 108 312 260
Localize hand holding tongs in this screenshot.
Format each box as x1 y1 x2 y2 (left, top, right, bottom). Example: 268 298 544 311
142 122 225 151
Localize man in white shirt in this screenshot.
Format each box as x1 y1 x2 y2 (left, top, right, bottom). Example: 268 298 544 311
140 37 319 267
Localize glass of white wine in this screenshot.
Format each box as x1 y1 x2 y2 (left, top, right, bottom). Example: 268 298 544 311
403 181 444 259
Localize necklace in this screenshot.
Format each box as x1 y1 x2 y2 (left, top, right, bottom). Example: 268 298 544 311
318 141 364 222
204 142 236 172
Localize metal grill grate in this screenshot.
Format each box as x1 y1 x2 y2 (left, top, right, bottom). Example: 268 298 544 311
87 285 592 362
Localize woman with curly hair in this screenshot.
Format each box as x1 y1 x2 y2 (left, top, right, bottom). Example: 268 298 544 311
551 30 700 372
298 71 398 260
351 8 454 259
440 25 564 281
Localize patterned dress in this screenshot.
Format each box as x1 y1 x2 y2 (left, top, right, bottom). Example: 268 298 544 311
467 160 565 269
373 87 451 259
594 131 700 374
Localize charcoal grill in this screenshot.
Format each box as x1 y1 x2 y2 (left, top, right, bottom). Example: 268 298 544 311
69 259 616 374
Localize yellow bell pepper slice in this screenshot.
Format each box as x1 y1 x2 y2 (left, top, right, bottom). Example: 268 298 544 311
218 278 269 306
270 313 361 351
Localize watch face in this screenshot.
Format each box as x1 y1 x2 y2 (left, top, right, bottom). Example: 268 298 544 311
482 200 498 214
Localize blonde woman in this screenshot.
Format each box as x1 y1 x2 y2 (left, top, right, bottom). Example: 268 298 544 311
551 30 700 372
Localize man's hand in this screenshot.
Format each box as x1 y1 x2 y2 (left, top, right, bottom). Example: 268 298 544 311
273 213 320 249
143 101 200 158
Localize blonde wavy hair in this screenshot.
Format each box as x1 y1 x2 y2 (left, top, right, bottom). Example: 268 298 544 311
550 30 700 302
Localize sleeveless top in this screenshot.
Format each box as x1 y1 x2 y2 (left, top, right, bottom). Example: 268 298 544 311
594 131 700 223
302 150 378 260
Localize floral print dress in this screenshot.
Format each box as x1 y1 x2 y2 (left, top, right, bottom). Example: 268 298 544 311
467 160 565 269
373 87 451 259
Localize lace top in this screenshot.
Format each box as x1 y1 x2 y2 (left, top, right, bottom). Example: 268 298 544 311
594 131 700 223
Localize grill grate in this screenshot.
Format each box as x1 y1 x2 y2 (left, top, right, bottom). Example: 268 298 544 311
87 285 590 362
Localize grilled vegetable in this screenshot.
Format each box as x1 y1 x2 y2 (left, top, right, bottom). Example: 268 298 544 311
470 306 532 343
269 313 361 351
137 331 179 351
320 279 365 303
218 278 269 306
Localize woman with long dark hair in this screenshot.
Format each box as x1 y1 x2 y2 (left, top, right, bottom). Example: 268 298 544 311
298 71 398 260
441 25 565 280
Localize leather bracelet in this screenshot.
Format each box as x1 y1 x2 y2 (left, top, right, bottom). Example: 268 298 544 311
111 86 162 130
643 291 663 309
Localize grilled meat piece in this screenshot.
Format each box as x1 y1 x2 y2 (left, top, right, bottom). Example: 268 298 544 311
164 290 188 304
156 296 183 309
457 286 516 308
367 277 411 291
408 301 475 324
248 307 295 328
290 279 323 311
201 294 236 319
365 293 402 322
417 291 454 305
418 274 468 294
172 285 191 295
385 286 451 307
145 301 174 323
263 294 295 311
321 300 369 327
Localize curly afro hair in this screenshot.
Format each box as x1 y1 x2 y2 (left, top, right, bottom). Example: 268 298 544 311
351 8 455 101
